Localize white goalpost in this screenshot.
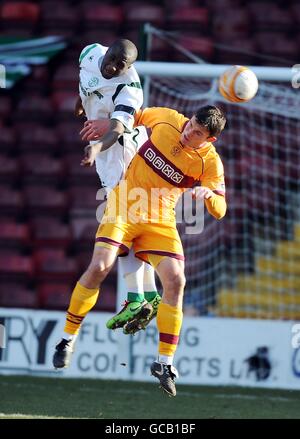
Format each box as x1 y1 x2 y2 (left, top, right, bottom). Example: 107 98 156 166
135 61 300 320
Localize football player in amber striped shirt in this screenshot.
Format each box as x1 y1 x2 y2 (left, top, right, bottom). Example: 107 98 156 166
54 105 227 397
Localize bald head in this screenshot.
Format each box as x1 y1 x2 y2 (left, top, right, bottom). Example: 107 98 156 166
110 39 138 64
100 39 138 79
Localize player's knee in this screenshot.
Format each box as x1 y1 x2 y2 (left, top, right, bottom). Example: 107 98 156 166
175 272 186 291
86 258 110 282
166 271 186 292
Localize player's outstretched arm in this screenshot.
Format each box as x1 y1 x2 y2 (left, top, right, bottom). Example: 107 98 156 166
81 119 125 167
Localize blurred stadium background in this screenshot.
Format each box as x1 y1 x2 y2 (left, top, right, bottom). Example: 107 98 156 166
1 0 300 416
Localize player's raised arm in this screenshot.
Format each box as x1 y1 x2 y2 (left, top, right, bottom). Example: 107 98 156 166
74 96 85 117
204 188 227 220
199 155 227 220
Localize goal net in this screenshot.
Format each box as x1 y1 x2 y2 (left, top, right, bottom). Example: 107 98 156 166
148 76 300 320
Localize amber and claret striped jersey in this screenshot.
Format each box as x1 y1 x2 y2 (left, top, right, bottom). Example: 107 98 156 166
112 107 227 223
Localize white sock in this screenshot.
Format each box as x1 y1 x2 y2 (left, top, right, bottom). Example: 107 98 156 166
119 249 144 278
63 333 77 342
143 263 157 292
158 355 173 366
119 249 144 298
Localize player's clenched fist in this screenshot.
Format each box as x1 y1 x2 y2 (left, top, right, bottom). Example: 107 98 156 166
192 186 214 200
81 144 100 167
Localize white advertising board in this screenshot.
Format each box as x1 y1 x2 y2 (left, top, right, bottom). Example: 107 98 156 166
0 308 299 389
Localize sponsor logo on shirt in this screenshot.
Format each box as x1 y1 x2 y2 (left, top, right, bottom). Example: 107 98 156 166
88 77 99 87
144 147 184 184
138 140 197 188
171 146 181 156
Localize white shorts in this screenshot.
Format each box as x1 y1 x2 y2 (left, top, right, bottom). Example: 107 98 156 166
94 126 148 190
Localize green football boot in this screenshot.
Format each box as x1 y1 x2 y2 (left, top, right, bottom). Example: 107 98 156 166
106 300 153 330
123 293 161 335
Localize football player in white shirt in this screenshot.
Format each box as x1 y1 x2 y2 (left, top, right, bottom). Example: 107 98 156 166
53 40 160 370
79 39 161 328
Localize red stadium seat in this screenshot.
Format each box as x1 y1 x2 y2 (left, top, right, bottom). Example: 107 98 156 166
38 280 116 311
21 65 50 95
75 249 94 272
52 64 78 91
0 222 30 248
164 0 199 11
75 30 119 51
208 0 241 13
24 186 69 216
0 187 24 216
248 3 293 32
291 4 300 25
18 125 59 153
0 96 12 120
73 224 97 252
38 282 73 309
30 218 72 249
168 7 209 32
0 283 38 308
53 97 79 124
70 217 98 240
173 36 214 62
125 30 170 61
0 2 40 34
213 9 250 41
0 253 34 280
255 32 298 63
123 4 165 30
15 96 53 123
20 153 65 184
69 186 100 210
215 38 257 65
81 4 123 30
1 2 40 21
64 153 100 186
56 121 83 151
0 155 20 184
52 91 77 112
0 127 16 153
93 277 116 312
0 28 34 38
34 249 78 282
40 1 79 29
41 28 75 39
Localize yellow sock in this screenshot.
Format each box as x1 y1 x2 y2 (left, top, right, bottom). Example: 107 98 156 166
157 302 183 357
64 282 99 335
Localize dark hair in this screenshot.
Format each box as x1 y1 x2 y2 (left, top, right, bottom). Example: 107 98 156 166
195 105 226 137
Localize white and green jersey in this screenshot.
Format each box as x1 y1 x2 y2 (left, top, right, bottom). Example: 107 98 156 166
79 43 147 189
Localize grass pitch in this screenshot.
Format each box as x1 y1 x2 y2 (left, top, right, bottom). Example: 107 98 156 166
0 375 300 419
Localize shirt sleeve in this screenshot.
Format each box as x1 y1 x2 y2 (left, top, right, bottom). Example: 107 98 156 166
201 153 226 195
134 107 183 130
110 82 143 133
201 153 227 219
